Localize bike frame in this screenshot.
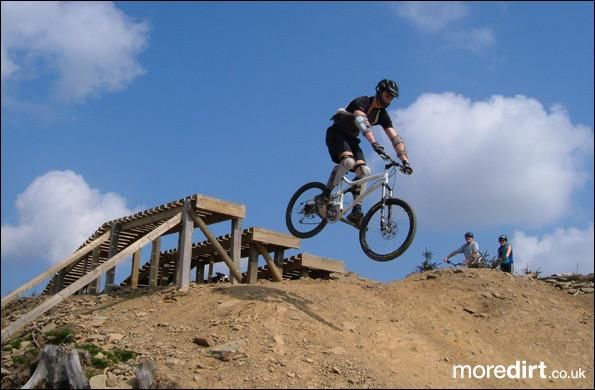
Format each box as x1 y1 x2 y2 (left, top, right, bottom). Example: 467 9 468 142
327 166 395 225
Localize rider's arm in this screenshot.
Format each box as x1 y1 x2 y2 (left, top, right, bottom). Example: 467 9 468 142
354 109 378 144
444 245 464 260
505 244 512 258
384 127 408 162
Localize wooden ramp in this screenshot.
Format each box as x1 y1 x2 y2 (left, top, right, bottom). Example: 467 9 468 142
1 192 346 343
1 194 245 343
39 194 245 295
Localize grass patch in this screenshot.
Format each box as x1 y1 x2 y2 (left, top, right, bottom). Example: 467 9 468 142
12 355 26 365
111 348 136 362
76 343 102 356
91 357 109 369
2 337 22 351
25 347 40 358
76 343 136 368
45 326 75 345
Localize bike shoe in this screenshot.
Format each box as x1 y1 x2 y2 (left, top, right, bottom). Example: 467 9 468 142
314 194 329 219
347 207 364 227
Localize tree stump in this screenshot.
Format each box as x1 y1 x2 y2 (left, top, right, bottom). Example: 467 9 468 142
22 344 89 389
135 360 155 389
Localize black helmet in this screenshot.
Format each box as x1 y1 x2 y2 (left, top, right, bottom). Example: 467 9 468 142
498 235 508 242
375 79 399 108
464 232 474 238
376 79 399 98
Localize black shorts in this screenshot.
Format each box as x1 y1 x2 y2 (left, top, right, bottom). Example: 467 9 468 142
325 125 365 164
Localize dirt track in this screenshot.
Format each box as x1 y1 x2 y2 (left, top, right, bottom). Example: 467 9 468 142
2 267 593 388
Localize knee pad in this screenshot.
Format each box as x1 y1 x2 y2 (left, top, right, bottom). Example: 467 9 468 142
327 156 356 189
354 163 371 177
340 156 356 171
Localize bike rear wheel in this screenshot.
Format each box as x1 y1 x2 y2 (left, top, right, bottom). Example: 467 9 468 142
359 198 416 261
285 182 328 239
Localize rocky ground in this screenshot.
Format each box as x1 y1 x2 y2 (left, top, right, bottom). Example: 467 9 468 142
2 268 593 389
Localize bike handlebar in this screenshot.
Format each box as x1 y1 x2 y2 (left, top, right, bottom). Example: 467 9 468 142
379 153 406 173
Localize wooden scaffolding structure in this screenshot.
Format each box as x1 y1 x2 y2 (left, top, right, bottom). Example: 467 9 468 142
1 193 345 343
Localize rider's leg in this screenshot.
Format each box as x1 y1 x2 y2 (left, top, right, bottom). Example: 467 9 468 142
351 162 371 200
347 162 371 226
322 152 355 199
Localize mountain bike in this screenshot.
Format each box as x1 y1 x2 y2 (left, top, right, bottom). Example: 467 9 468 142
285 153 416 261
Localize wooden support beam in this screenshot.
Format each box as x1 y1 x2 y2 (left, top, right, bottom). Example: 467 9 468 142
247 244 259 284
188 209 242 283
78 254 90 294
87 247 101 295
207 261 214 283
0 213 181 343
195 263 205 284
149 237 161 288
1 231 110 307
274 249 284 270
130 249 141 289
177 200 194 291
231 218 242 285
254 242 283 282
104 223 121 293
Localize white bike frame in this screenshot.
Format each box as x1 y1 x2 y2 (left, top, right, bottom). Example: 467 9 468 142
327 168 394 224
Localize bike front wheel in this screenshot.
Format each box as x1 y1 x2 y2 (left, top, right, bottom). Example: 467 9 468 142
285 182 328 239
359 198 416 261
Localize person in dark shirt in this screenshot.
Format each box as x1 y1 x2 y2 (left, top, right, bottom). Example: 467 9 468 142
315 79 413 226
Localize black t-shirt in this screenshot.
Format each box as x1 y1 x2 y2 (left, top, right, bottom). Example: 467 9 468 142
331 96 393 138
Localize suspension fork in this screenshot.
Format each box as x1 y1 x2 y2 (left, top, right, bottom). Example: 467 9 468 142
380 177 394 229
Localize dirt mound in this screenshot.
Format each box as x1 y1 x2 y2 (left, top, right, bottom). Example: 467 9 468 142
2 268 593 388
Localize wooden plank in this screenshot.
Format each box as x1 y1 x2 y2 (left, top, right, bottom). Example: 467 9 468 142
130 249 141 289
120 206 183 231
254 242 283 282
247 244 259 284
207 261 214 283
177 200 194 291
196 263 205 284
194 194 245 219
78 254 90 294
299 253 345 273
1 231 110 307
188 208 242 283
274 249 284 269
251 227 300 249
104 223 121 293
87 247 101 294
231 218 242 285
1 213 181 343
149 237 161 287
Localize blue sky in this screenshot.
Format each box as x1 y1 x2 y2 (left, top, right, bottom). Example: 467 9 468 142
2 1 593 296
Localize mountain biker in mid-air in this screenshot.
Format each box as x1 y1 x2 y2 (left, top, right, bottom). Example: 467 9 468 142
315 79 413 227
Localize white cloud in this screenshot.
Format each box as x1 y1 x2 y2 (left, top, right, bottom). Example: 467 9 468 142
394 2 494 51
512 224 594 276
1 1 148 102
447 27 495 52
1 170 135 265
1 42 18 79
378 93 593 228
395 2 468 34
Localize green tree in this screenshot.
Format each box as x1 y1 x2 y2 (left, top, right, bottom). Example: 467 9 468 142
415 247 440 273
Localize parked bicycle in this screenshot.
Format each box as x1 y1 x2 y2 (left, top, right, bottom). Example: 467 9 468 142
285 153 416 261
